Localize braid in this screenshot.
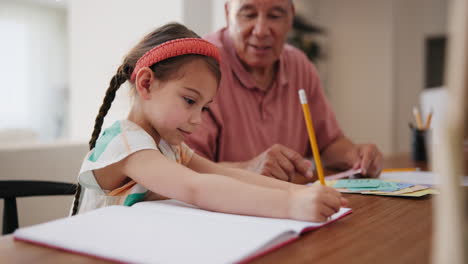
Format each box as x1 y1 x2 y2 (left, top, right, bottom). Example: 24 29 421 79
70 184 81 216
89 64 131 149
71 64 131 216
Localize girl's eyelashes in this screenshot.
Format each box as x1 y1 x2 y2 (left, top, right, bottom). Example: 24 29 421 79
183 96 210 111
183 96 196 105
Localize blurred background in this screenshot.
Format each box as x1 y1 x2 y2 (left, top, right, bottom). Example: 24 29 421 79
0 0 449 155
0 0 451 228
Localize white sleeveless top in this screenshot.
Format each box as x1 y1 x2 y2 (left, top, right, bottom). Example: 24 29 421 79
73 119 194 214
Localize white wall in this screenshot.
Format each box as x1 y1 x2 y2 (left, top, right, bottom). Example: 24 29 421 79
68 0 184 140
0 1 67 142
212 0 227 31
68 0 219 141
295 0 447 155
184 0 212 36
393 0 447 153
296 0 394 154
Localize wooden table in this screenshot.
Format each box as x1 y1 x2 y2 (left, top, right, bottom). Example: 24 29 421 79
0 153 458 264
252 193 432 264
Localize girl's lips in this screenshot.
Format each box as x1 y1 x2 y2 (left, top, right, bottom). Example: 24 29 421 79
177 128 192 135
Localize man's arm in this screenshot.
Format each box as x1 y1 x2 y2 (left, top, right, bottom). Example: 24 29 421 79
321 136 383 178
321 136 356 170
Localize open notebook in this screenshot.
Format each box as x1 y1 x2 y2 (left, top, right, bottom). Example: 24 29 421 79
14 200 351 264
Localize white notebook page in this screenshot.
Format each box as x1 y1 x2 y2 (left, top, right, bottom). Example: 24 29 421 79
14 200 351 264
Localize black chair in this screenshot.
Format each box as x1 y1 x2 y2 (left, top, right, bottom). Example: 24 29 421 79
0 180 76 235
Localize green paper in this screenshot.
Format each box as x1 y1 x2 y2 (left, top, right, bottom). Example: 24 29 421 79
347 181 400 192
333 179 381 188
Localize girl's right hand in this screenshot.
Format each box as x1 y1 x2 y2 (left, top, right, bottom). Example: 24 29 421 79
288 184 348 222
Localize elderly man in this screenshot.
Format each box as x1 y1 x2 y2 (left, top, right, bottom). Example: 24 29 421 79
186 0 383 183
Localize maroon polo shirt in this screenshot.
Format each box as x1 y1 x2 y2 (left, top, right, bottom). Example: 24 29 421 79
186 28 343 162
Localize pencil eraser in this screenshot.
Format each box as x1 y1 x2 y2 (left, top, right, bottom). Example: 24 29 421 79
298 89 307 104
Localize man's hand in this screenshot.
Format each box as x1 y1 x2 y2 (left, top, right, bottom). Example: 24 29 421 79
245 144 314 182
347 144 383 178
321 137 383 178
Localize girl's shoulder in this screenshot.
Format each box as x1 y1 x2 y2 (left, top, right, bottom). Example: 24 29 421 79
79 120 158 176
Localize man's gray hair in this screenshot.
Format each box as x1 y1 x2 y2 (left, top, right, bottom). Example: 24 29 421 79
226 0 294 5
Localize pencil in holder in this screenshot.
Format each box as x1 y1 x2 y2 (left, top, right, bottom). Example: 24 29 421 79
410 127 428 162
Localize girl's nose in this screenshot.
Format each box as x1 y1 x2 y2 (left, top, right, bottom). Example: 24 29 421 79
190 110 202 125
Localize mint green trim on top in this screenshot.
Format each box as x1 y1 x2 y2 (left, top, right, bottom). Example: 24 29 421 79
123 192 147 206
88 121 122 162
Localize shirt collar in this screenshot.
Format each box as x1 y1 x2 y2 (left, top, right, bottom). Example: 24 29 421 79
221 29 288 91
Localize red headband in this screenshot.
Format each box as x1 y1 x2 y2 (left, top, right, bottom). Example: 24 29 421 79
130 38 220 82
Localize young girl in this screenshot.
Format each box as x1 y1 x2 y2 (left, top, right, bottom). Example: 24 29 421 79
71 23 347 222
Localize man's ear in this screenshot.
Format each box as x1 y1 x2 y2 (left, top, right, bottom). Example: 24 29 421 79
135 67 154 100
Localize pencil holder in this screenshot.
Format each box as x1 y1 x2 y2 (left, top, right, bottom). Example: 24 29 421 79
410 127 428 162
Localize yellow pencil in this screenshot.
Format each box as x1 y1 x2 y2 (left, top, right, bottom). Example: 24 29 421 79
412 106 424 130
298 89 325 185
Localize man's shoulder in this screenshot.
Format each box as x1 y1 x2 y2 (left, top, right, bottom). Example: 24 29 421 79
203 28 231 64
281 43 319 79
282 43 311 64
203 28 225 48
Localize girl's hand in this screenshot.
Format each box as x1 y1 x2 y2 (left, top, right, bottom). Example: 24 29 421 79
288 184 348 222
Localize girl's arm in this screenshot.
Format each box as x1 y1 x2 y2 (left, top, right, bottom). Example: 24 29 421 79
187 153 306 191
121 149 291 219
